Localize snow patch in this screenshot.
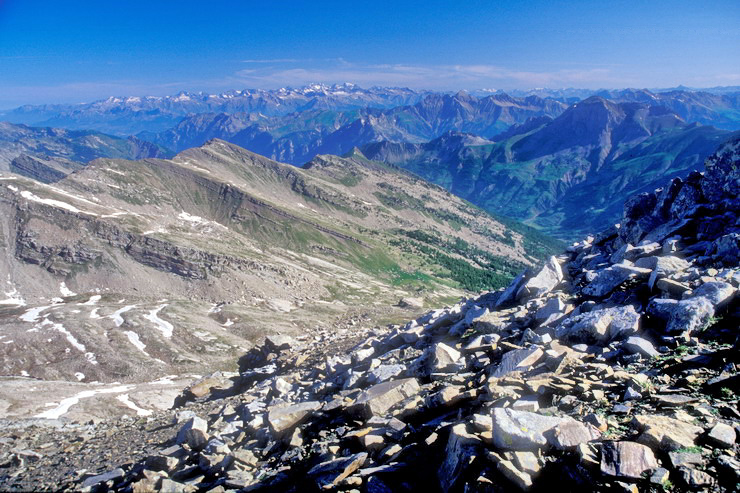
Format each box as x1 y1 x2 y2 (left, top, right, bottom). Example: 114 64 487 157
144 304 174 338
59 282 76 297
124 331 149 355
194 331 217 342
20 190 97 215
81 295 101 306
178 211 226 230
34 385 134 419
0 285 26 306
110 305 136 327
116 394 153 417
19 305 53 323
41 319 86 353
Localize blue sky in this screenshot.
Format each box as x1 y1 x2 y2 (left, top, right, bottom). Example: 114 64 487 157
0 0 738 107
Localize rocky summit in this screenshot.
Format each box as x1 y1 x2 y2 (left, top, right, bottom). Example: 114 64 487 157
0 133 736 493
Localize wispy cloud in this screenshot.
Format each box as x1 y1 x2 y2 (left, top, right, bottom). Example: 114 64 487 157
240 58 301 64
229 59 635 90
2 59 738 108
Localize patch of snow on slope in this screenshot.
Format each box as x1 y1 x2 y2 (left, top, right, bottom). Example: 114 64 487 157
41 319 89 356
179 211 205 223
110 305 136 327
81 295 101 306
34 385 134 419
85 352 99 365
178 211 227 230
0 280 25 306
19 305 53 323
124 331 149 355
59 282 76 297
102 211 142 218
116 394 153 416
20 190 97 215
43 184 104 207
144 304 174 338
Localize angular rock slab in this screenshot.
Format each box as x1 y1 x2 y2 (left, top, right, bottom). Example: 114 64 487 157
353 378 420 418
582 263 651 297
635 255 690 290
496 269 529 308
600 441 658 480
267 400 321 434
490 346 544 378
492 408 570 451
516 256 563 301
555 306 639 344
176 416 209 450
535 297 569 326
689 281 736 309
546 420 601 450
429 342 464 373
438 423 482 491
308 452 367 489
622 336 659 358
633 415 703 451
647 297 714 334
706 422 736 449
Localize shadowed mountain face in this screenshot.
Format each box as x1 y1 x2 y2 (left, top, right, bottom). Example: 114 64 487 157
362 98 737 239
0 140 559 387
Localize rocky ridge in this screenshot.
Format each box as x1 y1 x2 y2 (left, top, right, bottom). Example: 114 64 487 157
1 140 738 492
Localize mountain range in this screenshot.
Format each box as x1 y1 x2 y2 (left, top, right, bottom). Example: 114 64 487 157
0 84 431 136
362 97 737 238
3 85 739 139
1 84 739 241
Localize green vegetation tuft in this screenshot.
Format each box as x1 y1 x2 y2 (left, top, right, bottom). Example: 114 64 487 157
389 229 524 292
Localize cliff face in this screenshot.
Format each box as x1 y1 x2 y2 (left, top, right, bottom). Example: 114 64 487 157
5 132 734 491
